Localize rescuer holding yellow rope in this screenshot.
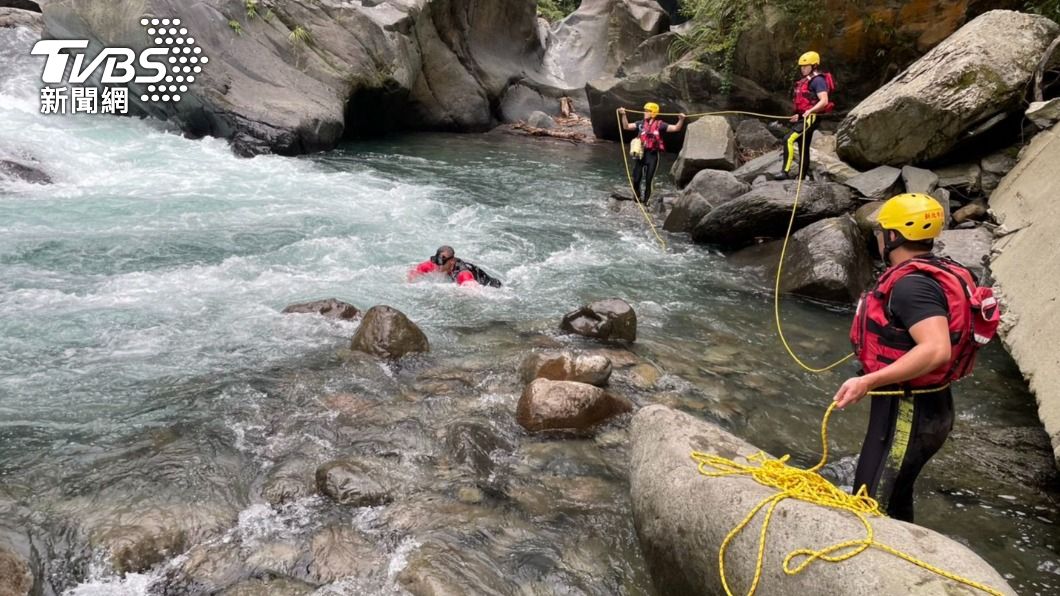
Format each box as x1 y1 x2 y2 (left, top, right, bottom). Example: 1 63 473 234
618 102 685 203
784 51 835 179
835 193 1000 522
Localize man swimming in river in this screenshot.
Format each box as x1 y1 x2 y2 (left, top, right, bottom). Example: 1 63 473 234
409 245 502 288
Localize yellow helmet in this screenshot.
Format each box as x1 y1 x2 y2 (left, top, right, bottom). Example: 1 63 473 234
798 51 821 66
877 193 945 241
643 102 660 116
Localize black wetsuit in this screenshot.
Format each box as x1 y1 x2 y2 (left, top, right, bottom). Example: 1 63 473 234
452 259 502 288
852 273 953 523
632 120 663 203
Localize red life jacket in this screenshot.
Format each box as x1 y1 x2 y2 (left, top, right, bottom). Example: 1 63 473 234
850 256 1000 388
793 72 836 114
639 118 666 152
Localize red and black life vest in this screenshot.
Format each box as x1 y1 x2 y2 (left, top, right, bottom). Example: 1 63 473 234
850 256 1000 388
793 72 836 115
639 119 666 152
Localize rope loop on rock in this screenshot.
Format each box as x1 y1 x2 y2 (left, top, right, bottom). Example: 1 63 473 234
690 401 1005 596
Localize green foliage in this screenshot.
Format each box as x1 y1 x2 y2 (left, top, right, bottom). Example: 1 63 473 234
289 25 312 45
1025 0 1060 24
245 0 259 20
537 0 580 22
671 0 830 93
228 19 243 35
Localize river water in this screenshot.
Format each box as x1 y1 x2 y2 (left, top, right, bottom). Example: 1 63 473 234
1 25 1058 596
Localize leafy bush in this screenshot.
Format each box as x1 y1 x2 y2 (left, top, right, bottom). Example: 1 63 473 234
1026 0 1060 24
537 0 580 22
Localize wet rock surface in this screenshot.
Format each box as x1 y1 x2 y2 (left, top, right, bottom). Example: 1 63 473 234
516 378 633 433
316 457 397 507
520 351 613 386
560 298 637 342
0 159 50 185
0 545 32 596
663 169 749 234
0 6 40 31
282 298 360 320
350 305 429 359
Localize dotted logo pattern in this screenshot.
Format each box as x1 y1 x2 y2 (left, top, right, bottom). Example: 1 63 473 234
138 17 209 103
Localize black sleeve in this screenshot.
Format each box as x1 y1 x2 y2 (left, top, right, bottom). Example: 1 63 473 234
889 274 948 329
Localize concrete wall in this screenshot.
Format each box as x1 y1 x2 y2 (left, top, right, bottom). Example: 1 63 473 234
989 122 1060 466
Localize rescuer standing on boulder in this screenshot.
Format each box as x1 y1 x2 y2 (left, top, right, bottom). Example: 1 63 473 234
783 51 835 179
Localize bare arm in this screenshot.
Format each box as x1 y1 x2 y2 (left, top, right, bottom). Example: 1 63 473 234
833 315 951 408
805 91 829 117
618 108 637 131
666 113 687 133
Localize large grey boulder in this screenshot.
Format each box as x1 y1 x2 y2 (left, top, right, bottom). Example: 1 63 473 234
587 59 783 143
663 169 749 233
731 151 786 183
936 162 982 193
670 116 737 186
843 165 901 201
901 165 938 194
527 110 555 129
691 181 856 247
836 11 1060 167
936 228 993 281
560 298 637 342
853 200 885 236
520 351 613 386
734 118 779 152
617 32 678 78
516 378 632 432
809 133 860 184
542 0 669 90
630 405 1016 596
350 305 429 359
731 216 874 302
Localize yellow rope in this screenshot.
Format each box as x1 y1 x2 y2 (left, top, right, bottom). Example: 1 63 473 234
690 402 1004 596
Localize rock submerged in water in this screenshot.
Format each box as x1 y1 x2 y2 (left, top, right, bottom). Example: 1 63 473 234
836 10 1060 167
0 159 50 185
0 545 32 596
629 405 1016 596
282 298 360 320
560 298 637 343
315 457 395 507
516 378 633 433
519 351 613 386
731 216 874 303
350 305 429 359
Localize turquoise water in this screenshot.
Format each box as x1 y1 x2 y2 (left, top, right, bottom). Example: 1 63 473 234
1 25 1058 595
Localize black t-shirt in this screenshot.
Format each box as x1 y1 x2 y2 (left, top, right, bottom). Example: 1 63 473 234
889 273 948 329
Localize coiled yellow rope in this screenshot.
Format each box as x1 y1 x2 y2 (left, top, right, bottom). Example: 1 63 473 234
691 402 1004 596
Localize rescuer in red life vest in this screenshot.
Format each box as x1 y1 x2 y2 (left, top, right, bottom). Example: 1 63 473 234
784 51 835 179
833 193 999 522
618 102 686 203
408 245 502 287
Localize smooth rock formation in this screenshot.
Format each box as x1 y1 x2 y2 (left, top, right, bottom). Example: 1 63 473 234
731 151 786 183
262 458 314 507
853 200 885 236
836 11 1059 167
560 298 637 342
731 216 874 302
527 110 555 129
520 351 613 386
315 457 394 507
734 118 778 152
443 421 513 482
901 165 939 194
950 425 1058 491
691 181 855 247
935 228 993 281
516 378 633 432
1026 98 1060 129
663 169 749 233
936 162 982 193
809 133 860 183
617 32 678 78
630 405 1016 596
670 116 737 186
281 298 360 320
843 165 902 201
350 305 429 359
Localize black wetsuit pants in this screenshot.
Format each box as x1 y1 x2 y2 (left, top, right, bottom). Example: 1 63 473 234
852 387 954 523
783 115 819 179
632 150 660 203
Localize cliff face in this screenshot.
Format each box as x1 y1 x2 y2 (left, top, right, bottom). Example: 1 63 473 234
989 122 1060 467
